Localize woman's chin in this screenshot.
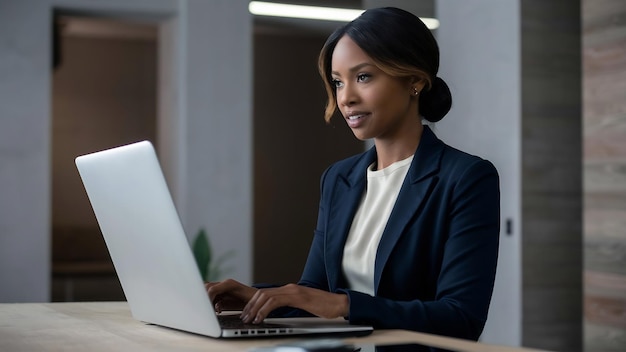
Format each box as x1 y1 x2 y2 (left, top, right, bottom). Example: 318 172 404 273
349 129 372 141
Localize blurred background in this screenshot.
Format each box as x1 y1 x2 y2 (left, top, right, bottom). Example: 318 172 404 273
0 0 624 351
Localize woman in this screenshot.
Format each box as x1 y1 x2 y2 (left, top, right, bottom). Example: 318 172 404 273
207 7 500 341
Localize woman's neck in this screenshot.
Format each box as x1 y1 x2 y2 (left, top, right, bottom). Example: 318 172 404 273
373 123 423 170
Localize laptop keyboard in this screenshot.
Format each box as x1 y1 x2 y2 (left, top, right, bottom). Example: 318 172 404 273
217 314 283 330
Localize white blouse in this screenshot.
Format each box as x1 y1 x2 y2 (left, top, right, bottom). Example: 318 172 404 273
341 154 413 296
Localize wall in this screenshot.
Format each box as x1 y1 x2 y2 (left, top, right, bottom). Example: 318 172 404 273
0 0 53 302
583 0 626 350
253 28 363 284
521 1 582 350
435 0 521 346
178 0 252 284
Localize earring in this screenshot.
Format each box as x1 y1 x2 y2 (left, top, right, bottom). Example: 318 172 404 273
412 87 420 96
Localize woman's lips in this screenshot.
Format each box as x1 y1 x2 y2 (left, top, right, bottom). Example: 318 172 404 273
345 112 369 128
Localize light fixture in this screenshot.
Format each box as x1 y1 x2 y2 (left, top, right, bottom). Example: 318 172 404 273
248 1 439 30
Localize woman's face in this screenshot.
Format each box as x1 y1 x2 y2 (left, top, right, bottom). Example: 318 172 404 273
331 35 420 141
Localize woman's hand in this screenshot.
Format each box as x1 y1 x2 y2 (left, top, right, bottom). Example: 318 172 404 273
205 279 258 313
240 284 349 324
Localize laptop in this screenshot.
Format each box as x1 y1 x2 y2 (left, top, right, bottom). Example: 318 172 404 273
75 140 373 338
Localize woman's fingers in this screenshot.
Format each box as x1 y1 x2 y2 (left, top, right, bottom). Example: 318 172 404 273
205 279 258 312
242 284 301 323
240 285 349 324
241 289 282 323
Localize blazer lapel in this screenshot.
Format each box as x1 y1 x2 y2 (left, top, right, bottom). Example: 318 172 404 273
325 148 376 291
373 126 444 293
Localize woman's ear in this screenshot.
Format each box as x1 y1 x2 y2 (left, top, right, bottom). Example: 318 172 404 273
412 75 427 89
409 76 427 96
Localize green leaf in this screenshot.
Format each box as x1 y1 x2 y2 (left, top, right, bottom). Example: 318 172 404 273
207 249 235 282
192 227 234 282
192 229 212 281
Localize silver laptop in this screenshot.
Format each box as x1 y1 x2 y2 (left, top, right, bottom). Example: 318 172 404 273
75 140 373 338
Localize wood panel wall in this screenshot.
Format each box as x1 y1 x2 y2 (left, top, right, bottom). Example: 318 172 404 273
521 1 583 351
583 0 626 351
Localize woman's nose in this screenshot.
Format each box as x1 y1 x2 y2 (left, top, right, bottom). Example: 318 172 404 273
338 84 358 107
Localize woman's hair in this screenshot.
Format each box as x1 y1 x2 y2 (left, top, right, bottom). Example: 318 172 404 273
318 7 452 123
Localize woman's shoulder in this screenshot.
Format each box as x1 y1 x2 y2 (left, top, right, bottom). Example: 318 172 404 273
419 125 497 176
440 142 488 165
438 143 499 182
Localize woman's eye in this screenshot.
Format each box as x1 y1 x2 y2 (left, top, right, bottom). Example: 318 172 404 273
357 73 371 82
331 79 343 88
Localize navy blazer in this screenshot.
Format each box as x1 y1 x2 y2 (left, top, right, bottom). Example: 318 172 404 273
297 126 500 340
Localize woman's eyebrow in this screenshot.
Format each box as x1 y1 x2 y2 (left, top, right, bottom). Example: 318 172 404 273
331 62 374 76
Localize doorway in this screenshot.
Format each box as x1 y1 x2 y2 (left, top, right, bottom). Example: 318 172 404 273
50 15 158 301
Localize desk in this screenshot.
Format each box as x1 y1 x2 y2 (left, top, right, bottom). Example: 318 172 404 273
0 302 548 352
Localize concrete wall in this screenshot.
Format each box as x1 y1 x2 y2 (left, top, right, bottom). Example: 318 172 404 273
179 0 252 284
435 0 521 346
0 0 51 303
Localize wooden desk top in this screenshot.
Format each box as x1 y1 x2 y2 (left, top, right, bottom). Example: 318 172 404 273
0 302 549 352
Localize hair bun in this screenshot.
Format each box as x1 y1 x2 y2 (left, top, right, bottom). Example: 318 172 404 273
419 77 452 123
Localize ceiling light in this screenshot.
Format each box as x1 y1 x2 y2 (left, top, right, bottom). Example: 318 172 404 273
249 1 439 29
